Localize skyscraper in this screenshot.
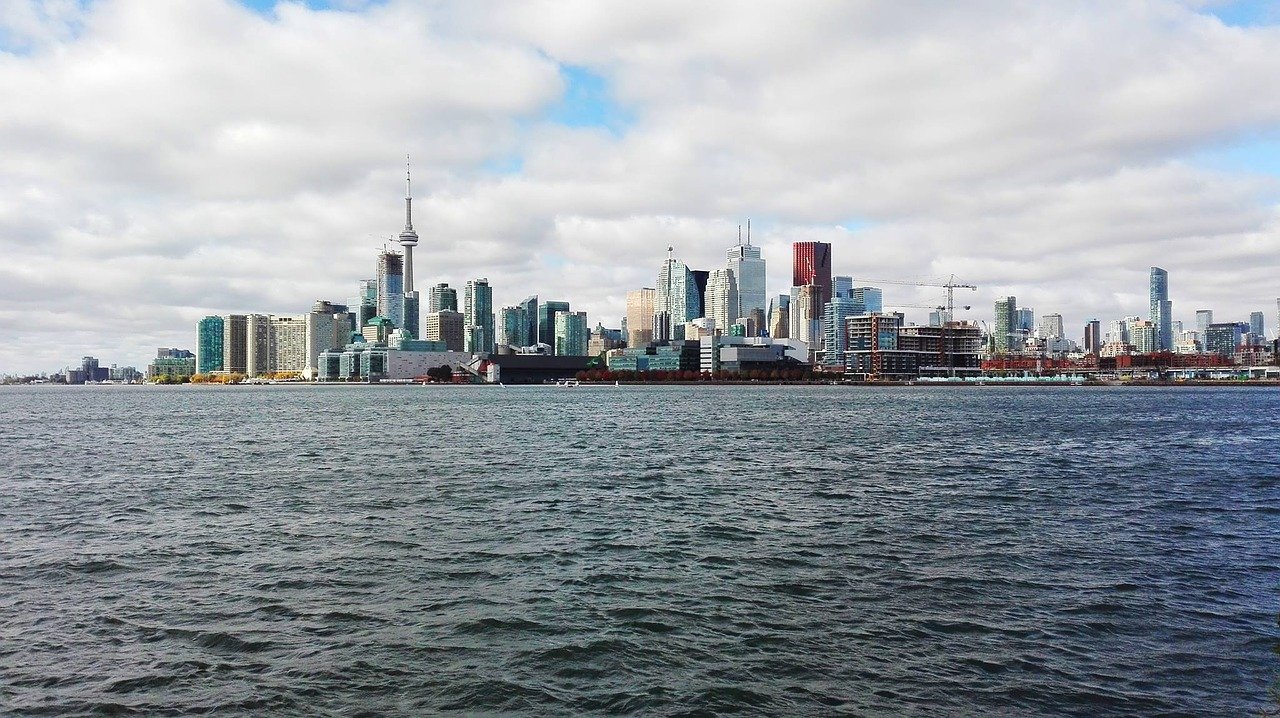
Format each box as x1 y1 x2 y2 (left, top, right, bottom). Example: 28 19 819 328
222 314 248 374
790 284 823 347
792 241 833 306
349 279 377 337
518 295 538 348
1195 309 1213 339
499 305 529 347
689 269 710 320
537 300 570 347
376 250 404 328
464 278 494 354
853 287 883 313
1040 313 1064 340
994 297 1017 354
1084 320 1102 354
554 311 589 356
1149 267 1172 351
833 276 853 300
428 283 457 313
398 158 420 339
196 316 224 374
768 294 789 339
626 288 655 347
246 313 273 377
822 297 861 366
656 248 699 341
1249 311 1265 338
728 228 766 319
705 268 738 331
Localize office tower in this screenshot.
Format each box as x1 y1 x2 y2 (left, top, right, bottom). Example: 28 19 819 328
554 311 589 356
1129 320 1156 354
656 248 699 340
1149 267 1172 352
833 275 853 300
304 301 349 379
1195 309 1213 339
853 287 883 314
518 295 538 347
822 297 861 366
246 314 273 377
690 270 710 319
271 316 307 373
222 314 247 374
348 279 377 337
1250 311 1265 338
537 300 570 347
1015 307 1035 332
1205 322 1247 356
994 297 1017 354
790 284 823 346
499 305 529 347
706 268 738 331
464 278 494 354
398 159 419 337
1084 320 1102 354
376 250 405 328
423 310 464 351
768 294 789 338
428 283 458 313
1040 313 1064 340
626 288 656 347
728 228 766 318
196 315 224 374
792 241 833 306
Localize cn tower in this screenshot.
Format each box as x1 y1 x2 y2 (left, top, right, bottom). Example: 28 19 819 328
399 156 418 292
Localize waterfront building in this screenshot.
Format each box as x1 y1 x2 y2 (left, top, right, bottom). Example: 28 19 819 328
554 311 589 356
222 314 247 374
626 288 656 347
148 348 196 381
845 315 982 379
196 315 224 374
428 283 458 313
464 279 495 354
853 287 883 314
498 305 529 348
1196 309 1213 339
402 291 420 339
792 241 833 306
1150 267 1172 351
993 297 1017 354
1129 319 1157 354
1174 331 1200 354
1205 322 1248 356
1040 313 1065 340
245 314 273 378
537 300 570 347
1250 311 1265 338
304 301 350 379
656 249 699 340
423 310 464 351
271 315 307 374
1084 320 1102 354
768 294 789 338
728 233 766 319
376 250 405 329
821 297 862 367
607 341 702 372
706 268 738 331
518 295 538 348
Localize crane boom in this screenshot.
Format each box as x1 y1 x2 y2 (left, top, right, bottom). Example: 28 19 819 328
852 274 977 317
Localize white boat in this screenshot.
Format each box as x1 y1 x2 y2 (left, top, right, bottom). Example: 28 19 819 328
554 379 581 387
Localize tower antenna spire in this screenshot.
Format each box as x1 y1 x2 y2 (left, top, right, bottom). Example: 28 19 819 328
747 218 751 246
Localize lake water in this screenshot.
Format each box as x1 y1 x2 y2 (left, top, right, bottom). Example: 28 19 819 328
2 384 1278 716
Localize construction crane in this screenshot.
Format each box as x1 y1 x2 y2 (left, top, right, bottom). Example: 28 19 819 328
853 274 977 318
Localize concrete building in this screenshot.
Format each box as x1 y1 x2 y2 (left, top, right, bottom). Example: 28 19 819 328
853 287 883 314
705 268 738 332
148 348 196 381
607 341 702 372
222 314 248 374
398 159 419 338
1206 322 1248 356
554 311 589 356
304 302 350 379
790 284 823 350
317 343 473 382
271 315 307 374
845 315 983 379
348 279 377 338
464 278 495 354
376 250 404 329
626 288 656 347
833 275 853 300
246 314 272 378
423 310 465 352
1084 320 1102 355
587 325 624 356
1129 319 1156 354
196 315 224 374
1040 313 1065 340
1150 267 1172 351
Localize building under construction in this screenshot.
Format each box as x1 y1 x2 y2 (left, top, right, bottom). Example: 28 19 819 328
844 314 983 380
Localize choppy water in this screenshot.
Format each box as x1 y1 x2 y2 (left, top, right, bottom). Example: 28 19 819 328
2 384 1278 716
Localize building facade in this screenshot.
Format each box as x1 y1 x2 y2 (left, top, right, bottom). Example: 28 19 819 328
705 268 738 332
656 252 700 340
554 311 589 356
626 288 656 347
993 297 1017 354
196 315 224 374
792 241 833 307
464 278 495 354
428 283 458 313
222 314 248 374
1150 266 1172 352
424 310 465 352
728 239 766 319
537 300 570 347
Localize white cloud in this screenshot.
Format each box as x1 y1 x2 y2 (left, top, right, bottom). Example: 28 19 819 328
1 0 1279 372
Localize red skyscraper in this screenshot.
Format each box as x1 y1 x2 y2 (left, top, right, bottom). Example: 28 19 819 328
792 241 833 305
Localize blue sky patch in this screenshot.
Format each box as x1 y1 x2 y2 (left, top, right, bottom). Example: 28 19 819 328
1187 134 1280 177
1200 0 1280 27
542 65 634 134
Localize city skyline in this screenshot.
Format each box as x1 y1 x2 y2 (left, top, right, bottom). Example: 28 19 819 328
3 1 1280 373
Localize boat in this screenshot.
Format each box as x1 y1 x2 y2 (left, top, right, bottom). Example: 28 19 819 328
554 379 581 387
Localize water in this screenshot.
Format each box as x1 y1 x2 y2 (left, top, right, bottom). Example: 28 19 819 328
2 384 1278 716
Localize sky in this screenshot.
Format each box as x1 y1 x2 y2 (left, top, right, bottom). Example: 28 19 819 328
1 0 1279 373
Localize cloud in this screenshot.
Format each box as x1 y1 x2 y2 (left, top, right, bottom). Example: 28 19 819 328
1 0 1279 372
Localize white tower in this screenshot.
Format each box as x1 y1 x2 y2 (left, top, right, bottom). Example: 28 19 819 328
398 156 419 292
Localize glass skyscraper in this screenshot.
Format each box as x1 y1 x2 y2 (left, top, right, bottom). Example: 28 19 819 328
994 296 1017 354
196 315 224 374
656 250 699 340
822 297 862 366
428 283 458 313
554 311 589 356
1149 267 1172 352
377 251 404 329
537 300 570 347
464 278 495 354
728 240 766 319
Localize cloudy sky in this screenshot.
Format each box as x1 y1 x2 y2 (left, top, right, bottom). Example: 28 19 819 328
2 0 1279 373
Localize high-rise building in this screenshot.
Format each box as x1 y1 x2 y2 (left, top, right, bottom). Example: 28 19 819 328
626 288 656 347
822 297 861 366
853 287 883 314
376 250 405 328
1015 307 1035 332
833 275 853 300
402 292 420 339
792 241 833 306
537 301 570 347
304 301 349 379
1250 311 1265 338
246 314 273 377
348 279 377 337
554 311 589 356
1129 319 1157 354
656 249 699 340
1205 322 1247 356
464 278 494 354
196 316 224 374
499 305 529 347
994 297 1017 354
689 270 710 319
728 231 766 319
271 316 307 373
1040 313 1064 340
428 283 458 313
423 310 464 351
768 294 789 339
1195 309 1213 339
1149 267 1172 351
789 284 823 347
222 314 248 374
1083 320 1102 354
518 295 538 348
706 268 738 331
